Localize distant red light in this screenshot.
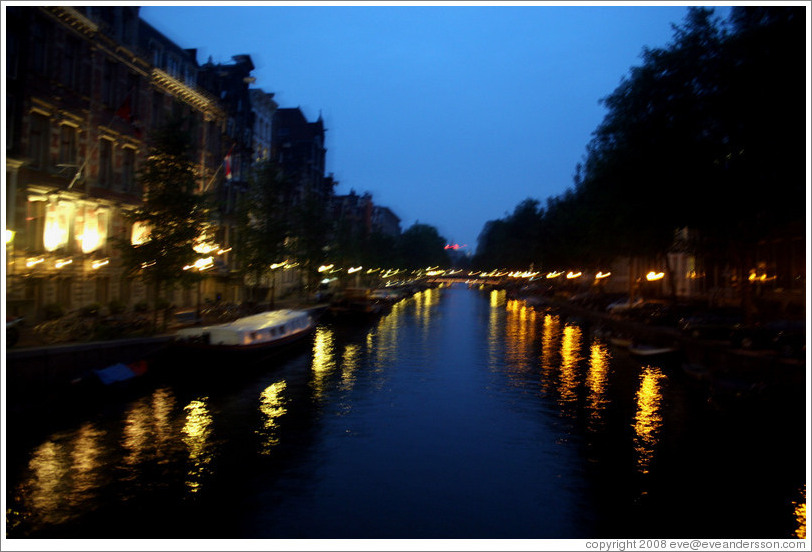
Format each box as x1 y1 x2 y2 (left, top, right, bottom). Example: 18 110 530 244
444 244 467 250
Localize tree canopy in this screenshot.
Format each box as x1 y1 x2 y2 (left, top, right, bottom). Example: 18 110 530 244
473 6 806 278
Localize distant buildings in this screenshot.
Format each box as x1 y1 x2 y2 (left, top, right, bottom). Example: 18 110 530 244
4 6 403 320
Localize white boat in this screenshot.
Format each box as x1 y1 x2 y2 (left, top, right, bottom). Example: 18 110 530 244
627 343 680 357
174 309 316 354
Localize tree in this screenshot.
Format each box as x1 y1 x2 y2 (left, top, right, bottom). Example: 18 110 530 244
235 160 293 304
398 223 450 271
117 117 210 327
290 184 335 295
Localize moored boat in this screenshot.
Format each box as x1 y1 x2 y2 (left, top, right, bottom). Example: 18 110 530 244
627 342 680 358
174 309 316 354
328 288 389 319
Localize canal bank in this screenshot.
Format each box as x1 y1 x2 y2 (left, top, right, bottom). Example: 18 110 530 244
4 303 328 404
523 293 806 394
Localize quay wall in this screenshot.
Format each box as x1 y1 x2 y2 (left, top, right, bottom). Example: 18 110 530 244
534 296 805 389
6 336 173 396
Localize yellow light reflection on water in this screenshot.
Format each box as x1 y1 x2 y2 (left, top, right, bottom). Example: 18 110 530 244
490 289 506 307
150 387 177 457
633 365 666 475
182 398 214 493
794 485 806 539
488 295 503 370
121 387 177 470
342 343 361 390
558 324 582 406
374 299 405 367
504 299 536 374
25 440 70 524
16 421 107 526
540 313 560 395
68 422 104 507
311 326 336 400
416 287 440 332
587 340 611 426
122 399 151 469
258 381 287 454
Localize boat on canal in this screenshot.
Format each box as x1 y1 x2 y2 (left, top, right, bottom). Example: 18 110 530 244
173 308 316 355
627 342 680 358
328 288 389 319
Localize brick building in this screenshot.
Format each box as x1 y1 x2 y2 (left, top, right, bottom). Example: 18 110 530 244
5 6 227 319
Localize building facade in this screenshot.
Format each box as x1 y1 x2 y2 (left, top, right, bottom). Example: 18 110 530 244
5 6 227 319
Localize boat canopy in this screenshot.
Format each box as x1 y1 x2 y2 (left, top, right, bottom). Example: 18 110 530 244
176 309 312 346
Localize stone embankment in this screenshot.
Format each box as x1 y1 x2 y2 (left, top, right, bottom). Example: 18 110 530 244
5 302 328 402
529 294 805 391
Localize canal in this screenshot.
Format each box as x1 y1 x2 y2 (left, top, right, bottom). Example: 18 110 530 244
4 285 807 540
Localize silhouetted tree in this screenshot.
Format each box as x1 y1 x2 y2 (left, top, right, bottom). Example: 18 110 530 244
117 117 209 327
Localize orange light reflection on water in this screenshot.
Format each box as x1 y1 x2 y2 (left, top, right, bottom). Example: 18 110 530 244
558 324 582 406
794 485 806 539
311 326 336 400
258 381 287 454
632 365 666 475
586 340 611 427
540 313 560 396
181 398 214 493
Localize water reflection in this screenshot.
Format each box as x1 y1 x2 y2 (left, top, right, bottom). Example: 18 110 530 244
311 326 337 400
13 421 107 528
24 440 71 525
558 324 583 408
490 288 506 307
632 366 666 476
121 387 177 473
504 300 537 373
374 300 404 367
586 340 611 428
415 286 440 334
181 398 214 493
258 381 287 454
487 292 504 370
794 485 806 539
341 344 361 391
540 313 561 397
68 422 104 508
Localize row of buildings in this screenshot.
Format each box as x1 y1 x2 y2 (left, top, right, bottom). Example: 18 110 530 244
4 6 401 320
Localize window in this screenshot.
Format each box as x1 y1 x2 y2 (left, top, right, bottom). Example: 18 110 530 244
126 73 140 119
167 55 179 78
151 43 163 68
98 139 113 188
121 148 135 193
31 19 49 74
63 36 80 89
184 65 196 87
59 125 78 167
151 91 163 127
29 113 50 170
103 60 117 107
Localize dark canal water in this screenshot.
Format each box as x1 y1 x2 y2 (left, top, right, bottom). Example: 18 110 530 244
5 285 807 540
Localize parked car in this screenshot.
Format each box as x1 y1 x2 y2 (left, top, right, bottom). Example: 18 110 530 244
678 308 745 341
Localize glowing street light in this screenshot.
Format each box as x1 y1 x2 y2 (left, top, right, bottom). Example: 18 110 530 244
646 271 665 281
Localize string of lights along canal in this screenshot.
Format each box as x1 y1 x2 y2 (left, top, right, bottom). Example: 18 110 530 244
5 285 806 539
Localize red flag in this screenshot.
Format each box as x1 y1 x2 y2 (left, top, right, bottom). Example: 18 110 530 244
224 145 234 180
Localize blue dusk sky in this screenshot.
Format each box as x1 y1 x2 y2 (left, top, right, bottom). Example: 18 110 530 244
140 2 727 252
